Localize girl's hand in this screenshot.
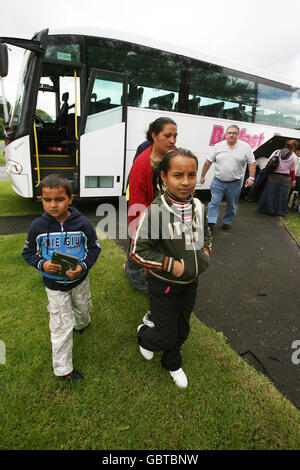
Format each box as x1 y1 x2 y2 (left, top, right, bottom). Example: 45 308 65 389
66 264 83 280
172 260 184 277
43 260 62 274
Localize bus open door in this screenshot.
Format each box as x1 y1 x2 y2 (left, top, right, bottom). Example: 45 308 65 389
79 69 128 197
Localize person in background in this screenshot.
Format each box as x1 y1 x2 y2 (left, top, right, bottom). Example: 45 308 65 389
130 148 211 388
294 143 300 191
133 140 152 165
258 139 297 216
245 156 268 202
125 140 151 201
124 117 177 301
200 125 256 232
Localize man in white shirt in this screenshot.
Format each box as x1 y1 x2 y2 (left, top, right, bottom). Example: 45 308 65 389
200 125 256 231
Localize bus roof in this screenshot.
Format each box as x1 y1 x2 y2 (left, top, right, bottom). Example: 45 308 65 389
48 26 300 89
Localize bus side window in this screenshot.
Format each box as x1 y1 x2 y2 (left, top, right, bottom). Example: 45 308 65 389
125 86 144 107
198 101 224 118
90 97 111 114
148 92 175 111
187 97 201 114
223 104 250 122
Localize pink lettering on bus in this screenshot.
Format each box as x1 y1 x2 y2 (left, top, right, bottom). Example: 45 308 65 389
209 125 266 149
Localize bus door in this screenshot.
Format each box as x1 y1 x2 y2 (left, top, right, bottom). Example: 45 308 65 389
33 61 83 196
79 69 128 197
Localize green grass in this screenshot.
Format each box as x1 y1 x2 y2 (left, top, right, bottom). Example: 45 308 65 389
284 213 300 244
0 181 42 216
0 234 299 450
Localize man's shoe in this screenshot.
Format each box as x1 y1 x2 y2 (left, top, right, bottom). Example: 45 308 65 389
222 223 230 230
137 325 154 360
208 223 215 233
62 370 83 382
169 368 188 388
143 311 155 328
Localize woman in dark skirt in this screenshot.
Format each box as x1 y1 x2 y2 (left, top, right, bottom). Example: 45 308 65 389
258 139 297 216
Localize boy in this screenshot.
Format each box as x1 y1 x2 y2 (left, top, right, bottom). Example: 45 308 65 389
22 174 101 382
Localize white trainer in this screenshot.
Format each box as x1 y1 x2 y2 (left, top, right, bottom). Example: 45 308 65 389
143 311 155 328
137 325 154 360
169 368 188 388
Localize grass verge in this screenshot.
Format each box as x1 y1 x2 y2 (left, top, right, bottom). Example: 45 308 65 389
0 181 42 216
283 213 300 244
0 234 299 450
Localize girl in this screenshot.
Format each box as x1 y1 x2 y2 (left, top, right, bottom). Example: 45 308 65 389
130 148 212 388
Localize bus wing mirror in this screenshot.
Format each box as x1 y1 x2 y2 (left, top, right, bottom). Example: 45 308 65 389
0 44 8 77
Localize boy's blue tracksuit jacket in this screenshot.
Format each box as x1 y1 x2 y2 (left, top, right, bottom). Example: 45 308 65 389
22 207 101 291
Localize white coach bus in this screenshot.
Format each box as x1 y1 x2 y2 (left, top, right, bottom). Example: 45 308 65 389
1 27 300 198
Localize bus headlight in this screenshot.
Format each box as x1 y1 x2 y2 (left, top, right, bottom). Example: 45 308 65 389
7 160 23 174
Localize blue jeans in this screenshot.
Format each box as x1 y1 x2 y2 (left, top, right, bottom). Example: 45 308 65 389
208 177 242 225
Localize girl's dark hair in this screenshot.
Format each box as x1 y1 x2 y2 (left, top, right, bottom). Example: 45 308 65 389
157 148 198 192
160 148 198 174
41 174 73 197
146 117 177 142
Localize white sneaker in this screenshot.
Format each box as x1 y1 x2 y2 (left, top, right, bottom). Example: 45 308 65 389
137 325 154 360
143 311 155 328
169 368 188 388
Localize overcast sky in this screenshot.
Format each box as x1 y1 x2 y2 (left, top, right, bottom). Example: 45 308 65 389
1 0 300 103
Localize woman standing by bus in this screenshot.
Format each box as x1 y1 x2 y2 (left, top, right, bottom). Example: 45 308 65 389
124 117 178 295
258 139 297 216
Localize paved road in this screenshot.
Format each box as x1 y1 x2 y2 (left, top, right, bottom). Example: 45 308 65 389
0 196 299 410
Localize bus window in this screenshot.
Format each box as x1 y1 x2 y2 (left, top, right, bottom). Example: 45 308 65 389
35 74 80 133
223 103 252 122
85 73 124 134
59 76 81 116
36 78 56 123
46 36 81 63
8 50 34 135
255 83 300 129
188 64 255 120
86 40 181 112
146 90 178 110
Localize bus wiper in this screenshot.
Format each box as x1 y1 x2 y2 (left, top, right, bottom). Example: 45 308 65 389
0 37 45 54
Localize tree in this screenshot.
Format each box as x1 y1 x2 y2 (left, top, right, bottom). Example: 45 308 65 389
35 108 53 122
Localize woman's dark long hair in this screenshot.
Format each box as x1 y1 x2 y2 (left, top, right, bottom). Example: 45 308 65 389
146 117 177 142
